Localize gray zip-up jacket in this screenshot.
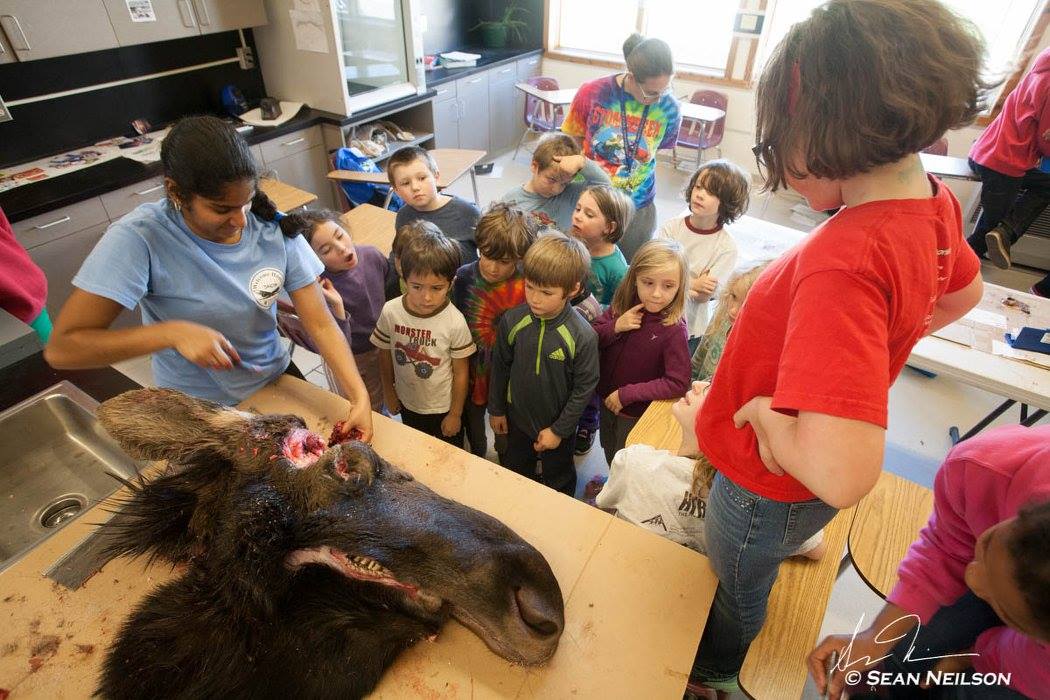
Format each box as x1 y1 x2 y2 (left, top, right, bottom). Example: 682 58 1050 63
488 302 599 440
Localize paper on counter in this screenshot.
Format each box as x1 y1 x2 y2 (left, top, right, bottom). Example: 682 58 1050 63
932 324 974 346
440 51 482 61
962 308 1008 328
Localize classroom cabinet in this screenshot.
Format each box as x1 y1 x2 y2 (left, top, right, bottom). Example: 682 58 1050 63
256 126 335 211
488 63 519 154
102 0 201 46
429 56 539 155
0 1 118 61
27 223 109 318
431 85 460 149
456 72 490 153
0 0 266 59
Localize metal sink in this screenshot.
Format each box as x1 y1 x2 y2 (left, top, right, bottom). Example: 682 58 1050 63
0 381 140 571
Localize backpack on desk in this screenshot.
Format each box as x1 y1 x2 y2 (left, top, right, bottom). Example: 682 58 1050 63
333 147 404 211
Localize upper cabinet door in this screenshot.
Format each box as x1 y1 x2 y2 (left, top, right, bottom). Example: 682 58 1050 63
0 21 14 63
191 0 266 35
0 1 118 61
102 0 200 46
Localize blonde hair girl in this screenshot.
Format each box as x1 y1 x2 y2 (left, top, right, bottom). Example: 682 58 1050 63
592 238 692 465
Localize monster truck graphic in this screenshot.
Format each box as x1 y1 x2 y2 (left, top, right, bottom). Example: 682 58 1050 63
394 341 440 378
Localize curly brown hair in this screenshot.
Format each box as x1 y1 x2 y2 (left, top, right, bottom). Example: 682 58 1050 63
685 160 751 226
755 0 996 191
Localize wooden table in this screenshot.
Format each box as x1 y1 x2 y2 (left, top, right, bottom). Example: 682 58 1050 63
0 377 717 698
339 203 396 256
626 399 855 700
259 177 316 212
848 472 934 598
328 148 485 205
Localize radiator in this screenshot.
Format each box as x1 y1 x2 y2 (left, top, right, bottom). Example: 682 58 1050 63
968 204 1050 271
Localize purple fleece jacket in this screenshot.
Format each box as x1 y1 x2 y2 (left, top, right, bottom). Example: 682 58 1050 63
592 306 690 418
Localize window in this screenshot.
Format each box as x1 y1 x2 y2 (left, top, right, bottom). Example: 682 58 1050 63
759 0 1046 80
547 0 1048 93
552 0 741 78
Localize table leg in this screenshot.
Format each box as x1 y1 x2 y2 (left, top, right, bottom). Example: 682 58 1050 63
949 399 1016 444
469 169 479 204
1022 407 1047 427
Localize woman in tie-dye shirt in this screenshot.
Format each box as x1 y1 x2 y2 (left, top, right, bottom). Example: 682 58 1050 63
562 34 681 262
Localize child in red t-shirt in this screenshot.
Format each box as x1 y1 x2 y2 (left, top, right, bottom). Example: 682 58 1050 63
686 0 991 693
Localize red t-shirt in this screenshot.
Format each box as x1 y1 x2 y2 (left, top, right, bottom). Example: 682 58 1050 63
0 206 48 324
696 176 980 503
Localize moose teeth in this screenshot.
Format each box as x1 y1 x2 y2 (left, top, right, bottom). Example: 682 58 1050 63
349 555 389 575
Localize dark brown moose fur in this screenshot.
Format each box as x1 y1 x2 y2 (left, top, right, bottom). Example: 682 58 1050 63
95 389 564 699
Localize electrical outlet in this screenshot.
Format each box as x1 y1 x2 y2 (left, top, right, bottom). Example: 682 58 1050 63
237 47 255 70
0 94 11 123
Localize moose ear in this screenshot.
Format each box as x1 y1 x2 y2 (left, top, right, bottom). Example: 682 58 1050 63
100 468 206 565
98 388 253 462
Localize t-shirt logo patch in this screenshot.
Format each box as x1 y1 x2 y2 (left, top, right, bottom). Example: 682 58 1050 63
548 347 566 362
249 267 284 309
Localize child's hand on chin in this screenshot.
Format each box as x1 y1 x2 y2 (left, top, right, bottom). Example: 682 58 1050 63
672 381 709 457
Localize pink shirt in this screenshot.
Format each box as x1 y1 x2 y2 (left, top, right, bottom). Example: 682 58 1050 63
0 206 47 324
888 424 1050 697
970 48 1050 177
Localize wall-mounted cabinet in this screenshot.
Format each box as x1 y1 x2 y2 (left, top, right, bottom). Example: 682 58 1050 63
0 1 118 62
0 0 266 60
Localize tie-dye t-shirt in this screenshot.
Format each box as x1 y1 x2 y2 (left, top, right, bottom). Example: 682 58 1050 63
562 75 681 209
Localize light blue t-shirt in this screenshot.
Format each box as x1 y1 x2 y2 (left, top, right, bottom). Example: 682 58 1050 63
73 201 323 404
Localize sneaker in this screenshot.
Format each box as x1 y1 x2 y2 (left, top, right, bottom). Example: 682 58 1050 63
583 474 607 506
985 227 1012 270
574 427 596 455
1031 284 1049 299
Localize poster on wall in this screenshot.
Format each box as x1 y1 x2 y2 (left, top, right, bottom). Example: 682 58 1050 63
126 0 157 23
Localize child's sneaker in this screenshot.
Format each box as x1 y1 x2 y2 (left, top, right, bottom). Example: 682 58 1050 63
582 474 607 506
574 427 596 455
985 226 1012 270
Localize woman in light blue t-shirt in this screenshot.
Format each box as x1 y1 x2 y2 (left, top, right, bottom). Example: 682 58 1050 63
46 116 373 439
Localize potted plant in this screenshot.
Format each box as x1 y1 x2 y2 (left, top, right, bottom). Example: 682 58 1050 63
471 2 529 49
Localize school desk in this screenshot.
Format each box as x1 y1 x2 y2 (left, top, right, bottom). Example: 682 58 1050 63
0 377 717 698
327 148 485 206
625 399 856 700
259 176 317 212
909 282 1050 441
339 202 396 256
848 471 934 598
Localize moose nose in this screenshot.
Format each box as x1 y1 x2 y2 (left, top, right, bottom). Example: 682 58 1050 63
514 587 563 638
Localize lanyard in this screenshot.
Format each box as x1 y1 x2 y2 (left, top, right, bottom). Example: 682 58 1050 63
619 76 651 173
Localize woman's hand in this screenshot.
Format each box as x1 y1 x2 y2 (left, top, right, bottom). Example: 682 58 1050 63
319 278 346 320
733 395 785 475
171 321 242 370
604 390 623 415
344 398 374 443
614 303 646 333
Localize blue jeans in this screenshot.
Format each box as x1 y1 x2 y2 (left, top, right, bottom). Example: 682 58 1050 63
691 471 838 683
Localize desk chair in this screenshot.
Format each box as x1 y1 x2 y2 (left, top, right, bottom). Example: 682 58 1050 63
513 76 566 160
673 90 727 169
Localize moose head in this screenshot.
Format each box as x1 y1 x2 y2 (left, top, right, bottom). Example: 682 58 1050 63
95 388 563 698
